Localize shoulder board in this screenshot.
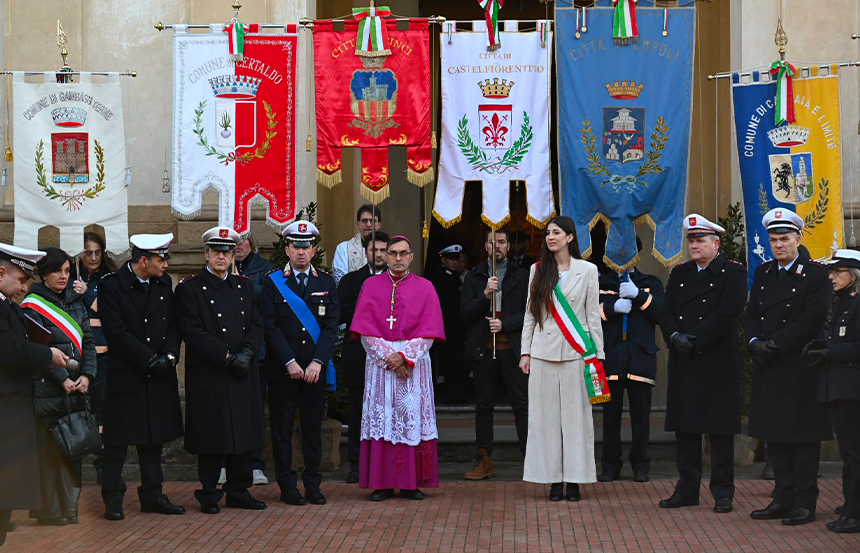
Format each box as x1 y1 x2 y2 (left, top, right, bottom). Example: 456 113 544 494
727 260 744 266
179 274 198 285
761 260 776 265
806 261 823 267
317 268 332 276
232 273 251 280
101 271 117 280
266 268 281 276
677 260 694 266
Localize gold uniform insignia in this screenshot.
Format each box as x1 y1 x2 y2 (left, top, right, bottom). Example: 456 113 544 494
319 305 326 316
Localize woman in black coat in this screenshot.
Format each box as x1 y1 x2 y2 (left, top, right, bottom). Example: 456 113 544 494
24 248 97 526
804 249 860 534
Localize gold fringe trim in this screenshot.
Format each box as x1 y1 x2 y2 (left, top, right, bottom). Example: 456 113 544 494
590 394 612 405
316 168 342 188
526 209 556 230
357 48 393 58
481 212 510 231
635 213 684 268
305 134 312 152
407 166 435 187
432 208 461 229
360 185 390 204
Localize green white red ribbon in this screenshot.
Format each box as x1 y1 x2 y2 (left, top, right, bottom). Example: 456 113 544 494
225 22 259 62
353 6 393 57
478 0 503 51
770 60 798 126
550 283 611 405
22 294 83 356
612 0 639 45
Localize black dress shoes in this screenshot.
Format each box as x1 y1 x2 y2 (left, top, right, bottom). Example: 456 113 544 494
141 495 186 515
827 516 846 531
369 489 394 502
750 502 792 520
659 494 698 509
200 500 220 515
713 498 733 514
345 467 359 484
633 471 649 483
831 517 860 533
549 483 564 501
37 517 68 526
566 484 580 502
281 488 308 506
781 507 815 526
597 471 619 482
400 489 425 500
67 516 79 524
225 496 267 510
104 500 125 521
305 488 327 505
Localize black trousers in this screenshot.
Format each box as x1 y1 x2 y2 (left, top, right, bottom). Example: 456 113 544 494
474 349 528 456
101 443 164 505
769 441 821 511
195 452 253 504
253 367 267 471
268 378 324 491
0 509 10 547
674 432 735 500
347 386 364 469
601 378 652 474
90 355 108 470
827 400 860 518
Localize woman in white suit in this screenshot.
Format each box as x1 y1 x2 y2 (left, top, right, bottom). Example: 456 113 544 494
519 216 604 501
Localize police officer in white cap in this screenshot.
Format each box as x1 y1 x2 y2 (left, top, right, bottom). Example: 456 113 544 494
0 244 69 545
746 207 832 526
261 220 339 506
430 244 467 402
97 234 185 521
659 214 747 514
175 227 266 514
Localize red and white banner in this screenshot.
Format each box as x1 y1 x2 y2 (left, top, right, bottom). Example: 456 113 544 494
172 25 298 234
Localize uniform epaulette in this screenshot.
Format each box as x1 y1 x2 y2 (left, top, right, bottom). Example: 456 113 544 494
677 259 694 266
232 273 251 280
266 268 281 276
179 274 199 285
727 259 744 266
317 268 332 276
101 271 117 280
806 260 823 266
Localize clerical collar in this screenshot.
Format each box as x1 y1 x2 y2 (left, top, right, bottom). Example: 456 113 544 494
206 265 228 281
388 269 409 283
129 263 149 284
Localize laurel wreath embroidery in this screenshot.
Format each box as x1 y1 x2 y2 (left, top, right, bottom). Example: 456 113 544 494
803 177 830 233
193 100 277 165
457 112 533 174
580 116 668 192
759 183 770 215
35 139 106 211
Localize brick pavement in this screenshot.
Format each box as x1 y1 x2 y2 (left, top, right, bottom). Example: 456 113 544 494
5 479 859 552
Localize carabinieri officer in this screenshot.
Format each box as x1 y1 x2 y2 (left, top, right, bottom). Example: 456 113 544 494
261 221 339 507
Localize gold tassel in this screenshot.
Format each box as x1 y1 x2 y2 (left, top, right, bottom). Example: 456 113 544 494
407 166 435 187
316 168 342 188
422 219 429 238
305 134 312 152
431 131 437 149
359 184 390 204
4 146 11 162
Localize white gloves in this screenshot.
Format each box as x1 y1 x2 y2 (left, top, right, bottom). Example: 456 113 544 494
619 281 639 299
614 298 632 314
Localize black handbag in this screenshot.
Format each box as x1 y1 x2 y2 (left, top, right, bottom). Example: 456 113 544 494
49 395 102 461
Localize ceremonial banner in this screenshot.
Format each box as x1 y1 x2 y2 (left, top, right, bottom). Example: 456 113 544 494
557 4 696 271
732 66 843 286
314 19 432 202
13 72 129 256
172 25 298 234
435 20 555 229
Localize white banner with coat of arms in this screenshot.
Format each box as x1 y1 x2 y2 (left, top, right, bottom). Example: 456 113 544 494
434 20 555 229
12 72 129 256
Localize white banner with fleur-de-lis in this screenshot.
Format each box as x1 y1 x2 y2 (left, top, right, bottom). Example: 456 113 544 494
434 20 554 230
12 72 129 256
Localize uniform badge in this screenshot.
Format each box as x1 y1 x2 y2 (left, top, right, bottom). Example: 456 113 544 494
796 264 803 275
840 326 847 337
318 305 326 316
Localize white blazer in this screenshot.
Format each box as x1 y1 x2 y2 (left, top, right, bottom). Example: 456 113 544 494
520 259 605 362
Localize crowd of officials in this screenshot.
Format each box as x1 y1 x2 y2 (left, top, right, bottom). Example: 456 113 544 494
2 202 860 548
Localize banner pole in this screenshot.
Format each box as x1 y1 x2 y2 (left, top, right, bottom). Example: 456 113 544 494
491 226 497 360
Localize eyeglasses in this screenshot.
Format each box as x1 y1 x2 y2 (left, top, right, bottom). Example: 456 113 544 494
83 249 102 258
386 251 413 259
830 269 850 276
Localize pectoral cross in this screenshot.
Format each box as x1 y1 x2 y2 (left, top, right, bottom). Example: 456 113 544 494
386 315 397 330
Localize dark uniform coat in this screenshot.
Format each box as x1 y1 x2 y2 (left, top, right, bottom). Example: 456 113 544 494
430 268 465 376
261 266 339 380
0 292 52 510
744 251 833 443
338 265 376 388
175 268 265 455
599 269 664 384
660 255 747 435
818 289 860 403
98 263 184 446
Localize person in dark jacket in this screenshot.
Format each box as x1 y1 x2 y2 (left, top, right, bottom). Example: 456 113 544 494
69 231 118 483
745 208 832 526
0 244 68 547
174 227 266 515
338 231 389 484
22 248 97 526
430 245 468 402
461 228 529 480
659 215 747 515
597 249 664 483
97 234 185 521
233 232 276 486
803 249 860 533
261 221 339 506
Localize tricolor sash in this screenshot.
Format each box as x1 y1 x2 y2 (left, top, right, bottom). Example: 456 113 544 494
21 294 83 356
268 272 336 391
550 285 611 405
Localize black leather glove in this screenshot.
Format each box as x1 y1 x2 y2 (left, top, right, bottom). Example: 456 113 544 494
801 339 827 358
147 354 172 380
749 338 779 364
227 345 254 380
670 333 696 355
803 347 830 369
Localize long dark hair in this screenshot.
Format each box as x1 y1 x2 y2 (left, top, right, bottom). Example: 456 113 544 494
528 216 582 328
83 231 118 273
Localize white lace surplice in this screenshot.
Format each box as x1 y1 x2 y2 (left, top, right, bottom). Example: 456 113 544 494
360 336 438 446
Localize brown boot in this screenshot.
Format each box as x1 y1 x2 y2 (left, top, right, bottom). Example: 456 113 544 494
464 448 494 480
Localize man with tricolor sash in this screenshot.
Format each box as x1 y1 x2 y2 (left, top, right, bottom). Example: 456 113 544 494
659 214 747 515
261 221 339 507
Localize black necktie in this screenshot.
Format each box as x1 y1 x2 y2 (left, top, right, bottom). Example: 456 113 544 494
297 273 307 295
779 267 787 282
140 281 149 294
